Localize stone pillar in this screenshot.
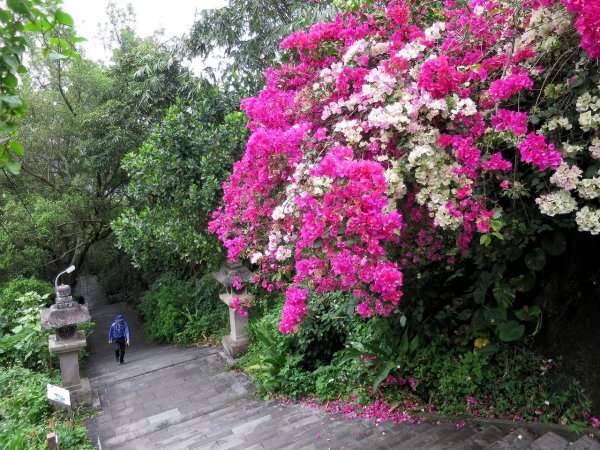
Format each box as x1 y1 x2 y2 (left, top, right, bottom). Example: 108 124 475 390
48 331 92 406
219 293 253 358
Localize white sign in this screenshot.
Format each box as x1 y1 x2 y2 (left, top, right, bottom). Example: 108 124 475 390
47 384 71 406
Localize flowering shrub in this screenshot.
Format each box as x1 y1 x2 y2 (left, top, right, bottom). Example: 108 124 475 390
210 0 600 333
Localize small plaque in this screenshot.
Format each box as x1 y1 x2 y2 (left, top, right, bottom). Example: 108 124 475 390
47 384 71 406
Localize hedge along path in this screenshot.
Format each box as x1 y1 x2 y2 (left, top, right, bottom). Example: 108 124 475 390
78 275 595 449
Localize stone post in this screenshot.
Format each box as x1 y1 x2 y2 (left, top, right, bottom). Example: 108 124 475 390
219 292 253 358
212 260 254 359
48 331 91 405
41 280 92 407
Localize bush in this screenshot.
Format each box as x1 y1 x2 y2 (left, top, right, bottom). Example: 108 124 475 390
0 291 52 371
138 276 227 344
0 367 93 450
0 276 53 309
174 276 228 345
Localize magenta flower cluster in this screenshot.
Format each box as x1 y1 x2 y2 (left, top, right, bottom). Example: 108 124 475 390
210 0 598 332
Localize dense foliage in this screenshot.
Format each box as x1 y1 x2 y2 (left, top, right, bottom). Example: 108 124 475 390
0 0 79 174
0 278 53 370
240 297 592 428
187 0 336 91
0 367 93 450
138 276 228 345
113 84 249 274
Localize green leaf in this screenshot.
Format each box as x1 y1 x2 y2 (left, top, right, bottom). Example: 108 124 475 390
372 360 396 392
3 55 19 72
408 335 419 353
510 272 536 293
49 37 70 49
499 321 525 342
23 21 42 32
7 0 30 15
484 307 507 324
5 159 20 174
0 121 18 132
477 343 499 357
457 309 472 321
525 248 546 271
70 36 87 43
46 52 69 62
8 141 24 155
514 305 542 321
1 95 23 109
399 329 409 354
492 284 516 309
54 10 74 26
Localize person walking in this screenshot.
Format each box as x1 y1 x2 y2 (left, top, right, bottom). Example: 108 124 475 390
108 314 130 364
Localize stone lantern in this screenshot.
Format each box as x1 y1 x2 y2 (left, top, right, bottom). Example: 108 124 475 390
212 260 254 358
40 266 92 406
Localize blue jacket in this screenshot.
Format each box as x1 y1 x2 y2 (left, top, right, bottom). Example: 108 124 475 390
108 315 130 342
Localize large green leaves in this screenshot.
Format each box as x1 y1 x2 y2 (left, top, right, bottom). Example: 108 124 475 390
1 0 78 173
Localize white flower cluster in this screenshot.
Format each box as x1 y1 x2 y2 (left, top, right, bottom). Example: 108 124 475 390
561 142 583 157
535 190 578 216
343 39 368 65
275 245 292 261
250 252 263 264
576 92 600 112
549 163 582 190
424 22 446 42
547 116 572 131
576 92 600 132
334 119 363 143
397 41 426 60
309 176 333 197
433 204 462 230
449 95 477 118
370 41 390 57
576 206 600 235
589 137 600 160
368 96 416 132
384 163 407 203
577 176 600 200
264 229 294 260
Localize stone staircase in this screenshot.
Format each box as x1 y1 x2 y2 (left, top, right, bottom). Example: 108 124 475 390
80 276 600 449
84 343 600 450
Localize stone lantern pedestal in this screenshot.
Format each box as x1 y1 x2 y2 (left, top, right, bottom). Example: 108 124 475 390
213 260 254 359
219 293 253 358
48 331 92 406
41 282 92 407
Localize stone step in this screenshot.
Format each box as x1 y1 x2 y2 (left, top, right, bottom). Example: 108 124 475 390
483 428 533 449
103 396 267 447
389 422 456 450
426 424 479 449
453 425 505 449
570 435 600 450
529 431 570 450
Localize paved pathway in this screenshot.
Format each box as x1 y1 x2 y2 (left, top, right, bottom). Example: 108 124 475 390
79 276 600 449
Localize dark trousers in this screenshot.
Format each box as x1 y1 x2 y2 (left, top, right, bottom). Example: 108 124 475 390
113 338 126 362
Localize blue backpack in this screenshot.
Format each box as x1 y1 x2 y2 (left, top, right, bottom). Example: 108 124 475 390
113 321 125 339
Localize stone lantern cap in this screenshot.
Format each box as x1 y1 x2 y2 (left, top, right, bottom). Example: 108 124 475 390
41 284 91 331
212 260 253 289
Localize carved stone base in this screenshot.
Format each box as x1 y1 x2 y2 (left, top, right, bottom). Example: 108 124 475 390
50 378 91 410
223 335 249 359
69 377 92 407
